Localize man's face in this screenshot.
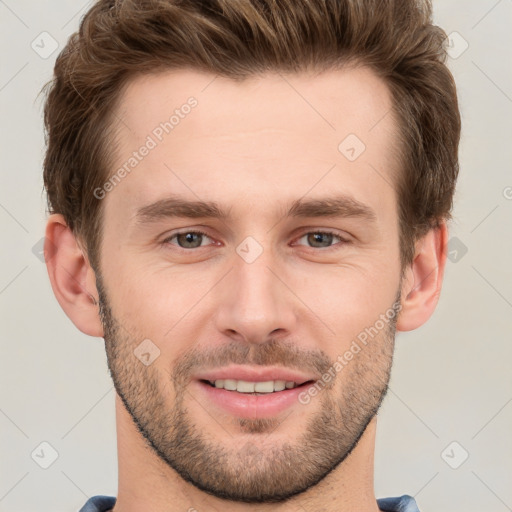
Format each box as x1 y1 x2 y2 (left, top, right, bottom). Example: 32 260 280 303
97 67 404 503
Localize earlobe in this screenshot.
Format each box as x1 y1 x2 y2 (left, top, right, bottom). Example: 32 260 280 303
396 222 448 332
44 214 104 338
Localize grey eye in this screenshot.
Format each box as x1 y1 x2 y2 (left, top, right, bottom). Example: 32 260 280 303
165 230 212 249
296 231 344 249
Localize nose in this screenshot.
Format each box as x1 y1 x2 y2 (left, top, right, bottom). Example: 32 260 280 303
213 246 298 345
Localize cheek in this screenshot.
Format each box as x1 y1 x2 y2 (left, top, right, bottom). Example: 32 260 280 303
290 260 399 345
107 264 211 341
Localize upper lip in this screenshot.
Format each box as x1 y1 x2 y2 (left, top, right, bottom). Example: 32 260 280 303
195 365 318 385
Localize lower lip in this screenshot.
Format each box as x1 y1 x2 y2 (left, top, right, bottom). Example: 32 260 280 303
194 380 313 419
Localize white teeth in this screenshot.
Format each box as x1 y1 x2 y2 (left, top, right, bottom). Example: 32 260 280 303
273 380 286 391
210 379 298 393
223 379 237 391
254 381 274 393
237 380 255 393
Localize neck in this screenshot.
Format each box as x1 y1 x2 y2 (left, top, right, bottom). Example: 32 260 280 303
112 394 381 512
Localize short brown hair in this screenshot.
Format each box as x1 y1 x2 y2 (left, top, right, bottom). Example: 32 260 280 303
41 0 460 273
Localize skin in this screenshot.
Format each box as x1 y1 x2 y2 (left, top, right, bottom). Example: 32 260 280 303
45 66 447 512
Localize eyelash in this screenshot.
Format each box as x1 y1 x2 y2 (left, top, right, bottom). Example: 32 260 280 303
161 229 213 249
161 229 350 251
295 230 350 250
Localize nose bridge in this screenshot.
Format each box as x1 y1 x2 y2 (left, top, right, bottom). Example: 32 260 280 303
214 239 296 343
236 247 276 308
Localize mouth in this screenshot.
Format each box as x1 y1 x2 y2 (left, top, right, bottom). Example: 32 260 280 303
200 378 315 395
193 368 318 418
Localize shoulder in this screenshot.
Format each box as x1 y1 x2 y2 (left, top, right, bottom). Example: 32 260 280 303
78 495 116 512
377 494 420 512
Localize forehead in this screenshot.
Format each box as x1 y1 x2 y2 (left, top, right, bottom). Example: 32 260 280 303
106 66 399 224
115 66 395 139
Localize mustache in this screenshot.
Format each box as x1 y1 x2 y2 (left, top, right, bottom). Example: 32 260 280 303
171 338 334 383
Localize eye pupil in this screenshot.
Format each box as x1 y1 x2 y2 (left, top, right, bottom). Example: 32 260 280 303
308 232 334 248
178 232 202 248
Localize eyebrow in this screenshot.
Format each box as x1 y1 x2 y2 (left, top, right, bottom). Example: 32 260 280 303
133 194 377 225
287 196 377 222
134 196 232 224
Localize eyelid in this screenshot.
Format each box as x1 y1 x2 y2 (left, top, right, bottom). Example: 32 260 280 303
292 229 350 249
161 228 217 247
160 227 351 251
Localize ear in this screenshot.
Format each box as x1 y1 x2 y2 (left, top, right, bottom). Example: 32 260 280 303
44 214 104 337
396 221 448 332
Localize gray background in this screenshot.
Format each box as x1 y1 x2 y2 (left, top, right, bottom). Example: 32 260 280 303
1 1 511 511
